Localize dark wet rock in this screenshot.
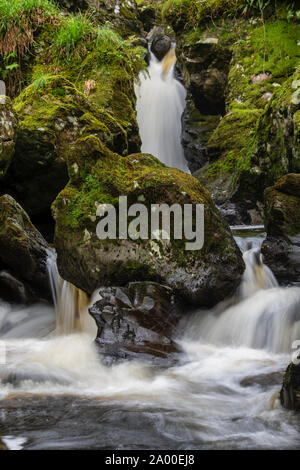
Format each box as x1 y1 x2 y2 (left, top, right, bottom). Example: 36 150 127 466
179 40 231 115
89 282 182 365
280 361 300 411
182 95 220 174
0 194 51 301
0 270 36 304
3 127 69 218
1 370 69 386
0 96 18 179
53 137 244 306
262 174 300 285
138 4 156 32
150 34 172 61
240 371 284 389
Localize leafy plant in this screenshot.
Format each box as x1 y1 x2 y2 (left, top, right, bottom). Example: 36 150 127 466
0 52 19 80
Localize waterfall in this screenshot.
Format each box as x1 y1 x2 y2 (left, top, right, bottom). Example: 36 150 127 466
135 48 190 173
46 250 98 337
182 230 300 354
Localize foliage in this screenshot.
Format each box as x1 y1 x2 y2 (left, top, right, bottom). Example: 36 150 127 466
0 53 19 80
0 0 58 57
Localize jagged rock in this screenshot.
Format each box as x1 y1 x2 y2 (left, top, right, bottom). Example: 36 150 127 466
150 35 172 61
281 361 300 411
262 174 300 285
53 136 244 306
0 96 18 179
179 40 231 115
0 194 51 301
89 282 182 364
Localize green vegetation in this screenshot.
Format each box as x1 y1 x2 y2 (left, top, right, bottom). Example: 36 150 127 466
0 0 58 56
0 53 19 80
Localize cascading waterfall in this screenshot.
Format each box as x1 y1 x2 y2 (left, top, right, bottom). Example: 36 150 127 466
182 230 300 354
46 249 98 338
135 48 190 173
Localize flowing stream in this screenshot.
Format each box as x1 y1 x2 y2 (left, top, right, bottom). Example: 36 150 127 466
0 49 299 450
0 228 299 450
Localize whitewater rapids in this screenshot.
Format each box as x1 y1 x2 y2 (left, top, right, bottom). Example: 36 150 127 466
0 228 299 449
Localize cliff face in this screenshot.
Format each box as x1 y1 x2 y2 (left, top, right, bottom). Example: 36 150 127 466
152 0 299 223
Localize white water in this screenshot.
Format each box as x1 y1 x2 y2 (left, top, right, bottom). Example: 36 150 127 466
0 232 299 449
135 49 190 173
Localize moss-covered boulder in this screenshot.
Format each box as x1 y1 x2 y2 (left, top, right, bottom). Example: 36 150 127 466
281 361 300 411
0 96 18 179
53 135 244 306
2 18 145 217
0 194 51 301
262 174 300 285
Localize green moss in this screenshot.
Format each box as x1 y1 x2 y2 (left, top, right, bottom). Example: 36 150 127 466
54 136 212 241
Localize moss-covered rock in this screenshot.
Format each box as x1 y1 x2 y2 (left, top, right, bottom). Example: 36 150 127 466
262 174 300 285
0 194 51 300
0 96 18 179
281 361 300 411
52 135 244 306
253 68 300 188
168 4 300 221
2 19 145 217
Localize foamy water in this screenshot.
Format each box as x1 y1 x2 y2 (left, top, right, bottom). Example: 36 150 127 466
0 228 299 449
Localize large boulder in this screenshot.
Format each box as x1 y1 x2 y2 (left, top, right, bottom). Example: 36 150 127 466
0 194 51 301
280 361 300 411
262 174 300 285
89 282 182 364
53 136 244 306
0 96 18 179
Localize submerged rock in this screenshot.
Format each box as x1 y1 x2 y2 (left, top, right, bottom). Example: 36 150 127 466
0 96 18 179
0 194 51 301
262 174 300 285
53 136 244 306
89 282 182 365
281 361 300 411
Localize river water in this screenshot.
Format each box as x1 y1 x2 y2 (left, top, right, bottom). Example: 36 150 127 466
0 227 299 450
